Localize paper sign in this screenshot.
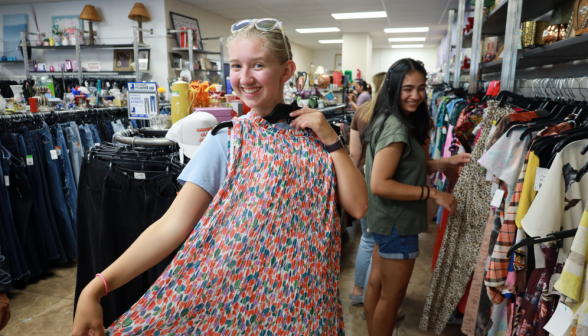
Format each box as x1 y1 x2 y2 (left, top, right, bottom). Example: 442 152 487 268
534 168 549 191
55 146 61 156
26 155 33 166
544 303 573 336
490 189 505 207
50 150 58 160
134 172 146 180
4 176 9 186
549 273 562 295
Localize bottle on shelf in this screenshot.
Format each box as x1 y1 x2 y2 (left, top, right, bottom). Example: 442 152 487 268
283 81 294 105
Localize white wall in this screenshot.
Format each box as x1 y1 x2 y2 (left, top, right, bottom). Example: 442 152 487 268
290 42 314 74
0 0 168 85
313 49 341 72
342 33 372 83
372 48 438 78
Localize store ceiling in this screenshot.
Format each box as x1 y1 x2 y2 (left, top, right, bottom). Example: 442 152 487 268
182 0 460 50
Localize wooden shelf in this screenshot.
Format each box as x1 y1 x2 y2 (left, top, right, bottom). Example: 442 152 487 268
172 68 218 72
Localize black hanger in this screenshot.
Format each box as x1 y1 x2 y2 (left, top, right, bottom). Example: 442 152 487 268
506 228 577 258
211 101 302 136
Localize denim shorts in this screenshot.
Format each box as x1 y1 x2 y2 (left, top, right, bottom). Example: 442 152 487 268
373 226 419 260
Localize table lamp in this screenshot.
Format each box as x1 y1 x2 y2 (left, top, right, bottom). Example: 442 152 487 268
79 5 101 45
129 3 151 43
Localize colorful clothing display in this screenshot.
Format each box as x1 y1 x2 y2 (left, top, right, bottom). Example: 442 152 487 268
106 114 344 335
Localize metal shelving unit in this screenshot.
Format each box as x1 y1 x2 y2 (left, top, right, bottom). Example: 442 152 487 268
167 29 225 91
18 27 152 84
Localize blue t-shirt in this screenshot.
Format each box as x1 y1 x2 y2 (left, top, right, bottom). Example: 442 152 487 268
178 114 294 197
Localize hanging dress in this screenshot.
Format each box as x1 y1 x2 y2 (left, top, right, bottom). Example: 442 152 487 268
106 113 345 335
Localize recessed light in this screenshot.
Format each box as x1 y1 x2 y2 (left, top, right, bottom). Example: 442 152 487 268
391 44 424 48
388 37 426 42
296 27 341 33
385 27 429 33
332 11 387 20
319 39 344 44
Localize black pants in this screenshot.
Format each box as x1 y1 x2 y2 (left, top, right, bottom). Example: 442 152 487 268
74 158 179 327
0 244 12 292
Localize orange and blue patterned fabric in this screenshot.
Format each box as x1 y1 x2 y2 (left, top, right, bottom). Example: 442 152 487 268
106 113 344 335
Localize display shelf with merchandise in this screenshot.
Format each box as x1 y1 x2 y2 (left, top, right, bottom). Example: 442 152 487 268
29 44 150 50
171 47 220 55
480 59 503 72
517 33 588 69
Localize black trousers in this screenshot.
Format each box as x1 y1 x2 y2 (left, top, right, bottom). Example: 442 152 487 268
74 158 179 327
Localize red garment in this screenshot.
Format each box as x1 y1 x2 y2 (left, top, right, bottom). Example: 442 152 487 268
509 111 538 122
458 275 473 314
432 207 449 272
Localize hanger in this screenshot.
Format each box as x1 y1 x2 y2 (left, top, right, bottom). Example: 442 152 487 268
506 228 577 258
211 100 303 136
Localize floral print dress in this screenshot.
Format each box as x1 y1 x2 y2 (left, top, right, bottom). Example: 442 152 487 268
106 114 344 335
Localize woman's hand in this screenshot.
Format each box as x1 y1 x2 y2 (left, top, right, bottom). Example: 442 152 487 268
347 94 356 103
72 280 106 336
446 153 471 168
289 108 339 146
430 188 457 215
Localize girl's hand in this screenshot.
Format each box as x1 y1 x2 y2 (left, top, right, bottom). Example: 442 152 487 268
430 189 457 215
289 108 339 146
72 281 106 336
446 153 471 168
347 94 356 102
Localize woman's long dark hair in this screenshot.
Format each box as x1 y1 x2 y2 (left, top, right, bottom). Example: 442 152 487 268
356 79 372 95
360 58 429 148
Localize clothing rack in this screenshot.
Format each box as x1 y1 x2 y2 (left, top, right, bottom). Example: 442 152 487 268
0 107 128 120
113 128 174 147
506 229 578 258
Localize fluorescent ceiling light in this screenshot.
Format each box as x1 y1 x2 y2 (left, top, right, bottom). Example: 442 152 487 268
319 39 344 44
332 11 387 19
385 27 429 33
391 44 424 48
388 37 426 42
296 27 340 33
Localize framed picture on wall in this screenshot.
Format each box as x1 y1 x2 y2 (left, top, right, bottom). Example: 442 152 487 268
138 50 150 71
170 12 204 50
113 49 133 71
335 54 342 71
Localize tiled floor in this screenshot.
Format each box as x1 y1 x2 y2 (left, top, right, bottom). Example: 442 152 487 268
1 223 465 335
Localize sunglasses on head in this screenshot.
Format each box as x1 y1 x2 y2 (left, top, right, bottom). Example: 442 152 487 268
231 18 291 61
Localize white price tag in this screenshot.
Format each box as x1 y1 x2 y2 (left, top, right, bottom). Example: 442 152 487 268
26 155 33 166
442 127 447 134
95 143 100 147
172 91 180 97
490 182 498 197
179 148 185 164
490 189 505 207
544 303 573 336
76 143 82 152
548 273 562 295
55 147 61 156
534 168 549 191
444 114 449 122
4 176 9 186
50 150 58 160
134 172 146 180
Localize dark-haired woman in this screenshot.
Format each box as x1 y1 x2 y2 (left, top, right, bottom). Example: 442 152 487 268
362 59 470 336
348 79 372 110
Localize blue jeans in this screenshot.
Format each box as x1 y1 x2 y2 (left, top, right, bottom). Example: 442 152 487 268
89 125 102 145
0 245 12 292
22 127 63 261
40 123 77 259
52 124 78 234
373 227 420 260
0 138 28 281
64 124 83 187
105 122 114 141
78 125 94 152
354 217 374 289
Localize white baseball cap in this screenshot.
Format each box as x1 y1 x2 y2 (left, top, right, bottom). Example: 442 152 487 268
165 112 218 158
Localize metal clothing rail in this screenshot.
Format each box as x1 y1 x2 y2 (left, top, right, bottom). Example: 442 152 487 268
0 107 128 120
113 128 174 147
